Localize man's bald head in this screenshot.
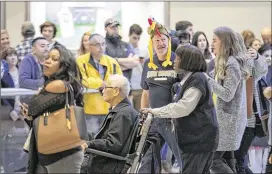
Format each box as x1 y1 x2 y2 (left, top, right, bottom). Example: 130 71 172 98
261 27 271 44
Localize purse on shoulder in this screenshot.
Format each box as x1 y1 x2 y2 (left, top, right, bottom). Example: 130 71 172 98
34 83 88 154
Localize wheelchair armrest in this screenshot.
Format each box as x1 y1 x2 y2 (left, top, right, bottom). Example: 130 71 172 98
86 148 127 161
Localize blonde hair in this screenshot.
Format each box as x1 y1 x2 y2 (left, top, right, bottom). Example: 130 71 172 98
214 27 246 80
235 32 250 79
1 29 8 36
241 29 255 47
78 31 91 56
248 38 262 47
1 30 9 54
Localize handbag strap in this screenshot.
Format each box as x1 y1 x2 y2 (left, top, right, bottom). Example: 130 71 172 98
258 78 268 111
63 81 75 130
63 81 76 106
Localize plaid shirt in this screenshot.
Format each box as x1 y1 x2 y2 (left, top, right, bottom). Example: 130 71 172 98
15 37 34 62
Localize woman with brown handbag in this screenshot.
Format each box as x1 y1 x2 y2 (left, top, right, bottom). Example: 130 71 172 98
21 44 86 173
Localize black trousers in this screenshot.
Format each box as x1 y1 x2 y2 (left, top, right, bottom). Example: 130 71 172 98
181 152 214 174
266 147 272 173
234 127 256 173
210 151 235 173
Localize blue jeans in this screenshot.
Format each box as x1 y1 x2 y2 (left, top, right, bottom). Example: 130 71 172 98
138 118 182 173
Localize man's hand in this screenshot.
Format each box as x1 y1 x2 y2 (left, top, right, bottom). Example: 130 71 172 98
128 53 140 62
81 142 88 152
127 53 133 58
269 154 272 164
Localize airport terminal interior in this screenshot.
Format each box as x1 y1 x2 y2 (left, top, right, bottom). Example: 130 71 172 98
0 1 271 173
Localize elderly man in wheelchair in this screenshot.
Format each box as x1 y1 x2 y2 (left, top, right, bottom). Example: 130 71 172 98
81 74 139 174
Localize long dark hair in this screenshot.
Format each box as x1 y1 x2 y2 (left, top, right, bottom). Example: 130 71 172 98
45 45 83 103
192 31 212 60
175 44 207 72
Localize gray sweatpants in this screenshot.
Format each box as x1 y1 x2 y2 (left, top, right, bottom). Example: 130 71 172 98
36 151 84 173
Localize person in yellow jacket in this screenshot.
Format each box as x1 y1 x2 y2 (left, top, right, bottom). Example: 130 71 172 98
76 33 122 136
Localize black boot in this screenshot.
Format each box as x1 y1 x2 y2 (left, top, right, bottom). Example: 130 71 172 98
225 159 237 173
210 159 234 174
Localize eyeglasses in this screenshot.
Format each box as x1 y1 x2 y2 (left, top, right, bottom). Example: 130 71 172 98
89 42 106 48
98 86 117 95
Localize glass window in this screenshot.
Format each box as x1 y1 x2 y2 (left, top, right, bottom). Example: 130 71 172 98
30 2 166 51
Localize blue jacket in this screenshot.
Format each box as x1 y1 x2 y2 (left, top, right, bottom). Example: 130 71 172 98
1 71 15 108
19 54 44 90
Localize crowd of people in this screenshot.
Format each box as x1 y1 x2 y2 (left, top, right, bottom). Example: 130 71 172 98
0 16 271 174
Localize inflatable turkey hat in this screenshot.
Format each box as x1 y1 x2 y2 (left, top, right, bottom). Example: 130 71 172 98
147 17 172 70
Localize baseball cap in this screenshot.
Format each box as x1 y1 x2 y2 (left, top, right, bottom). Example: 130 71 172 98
104 18 120 28
21 21 35 36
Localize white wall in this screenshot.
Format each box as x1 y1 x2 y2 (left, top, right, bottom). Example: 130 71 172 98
170 2 271 43
5 2 26 47
29 2 165 51
4 2 271 49
121 2 165 50
30 2 46 39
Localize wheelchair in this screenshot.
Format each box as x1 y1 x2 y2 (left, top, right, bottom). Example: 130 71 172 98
81 113 154 174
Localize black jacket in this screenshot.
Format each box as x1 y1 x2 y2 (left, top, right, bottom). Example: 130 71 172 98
105 37 133 81
87 98 138 174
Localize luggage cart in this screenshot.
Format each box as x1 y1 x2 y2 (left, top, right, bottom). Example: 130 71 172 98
84 113 153 174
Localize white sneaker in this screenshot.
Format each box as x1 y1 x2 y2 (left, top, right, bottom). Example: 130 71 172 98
1 165 5 173
171 161 180 173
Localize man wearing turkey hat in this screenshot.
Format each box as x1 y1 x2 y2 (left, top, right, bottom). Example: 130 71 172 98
139 18 182 173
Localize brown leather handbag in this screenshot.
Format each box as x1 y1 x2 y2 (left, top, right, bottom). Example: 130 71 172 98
34 84 88 154
246 76 254 118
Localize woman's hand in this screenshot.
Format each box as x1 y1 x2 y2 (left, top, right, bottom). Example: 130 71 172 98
246 48 258 59
263 86 272 100
140 108 153 115
21 103 28 116
20 103 32 121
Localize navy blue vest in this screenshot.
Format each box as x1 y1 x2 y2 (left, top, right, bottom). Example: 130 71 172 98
173 72 219 153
